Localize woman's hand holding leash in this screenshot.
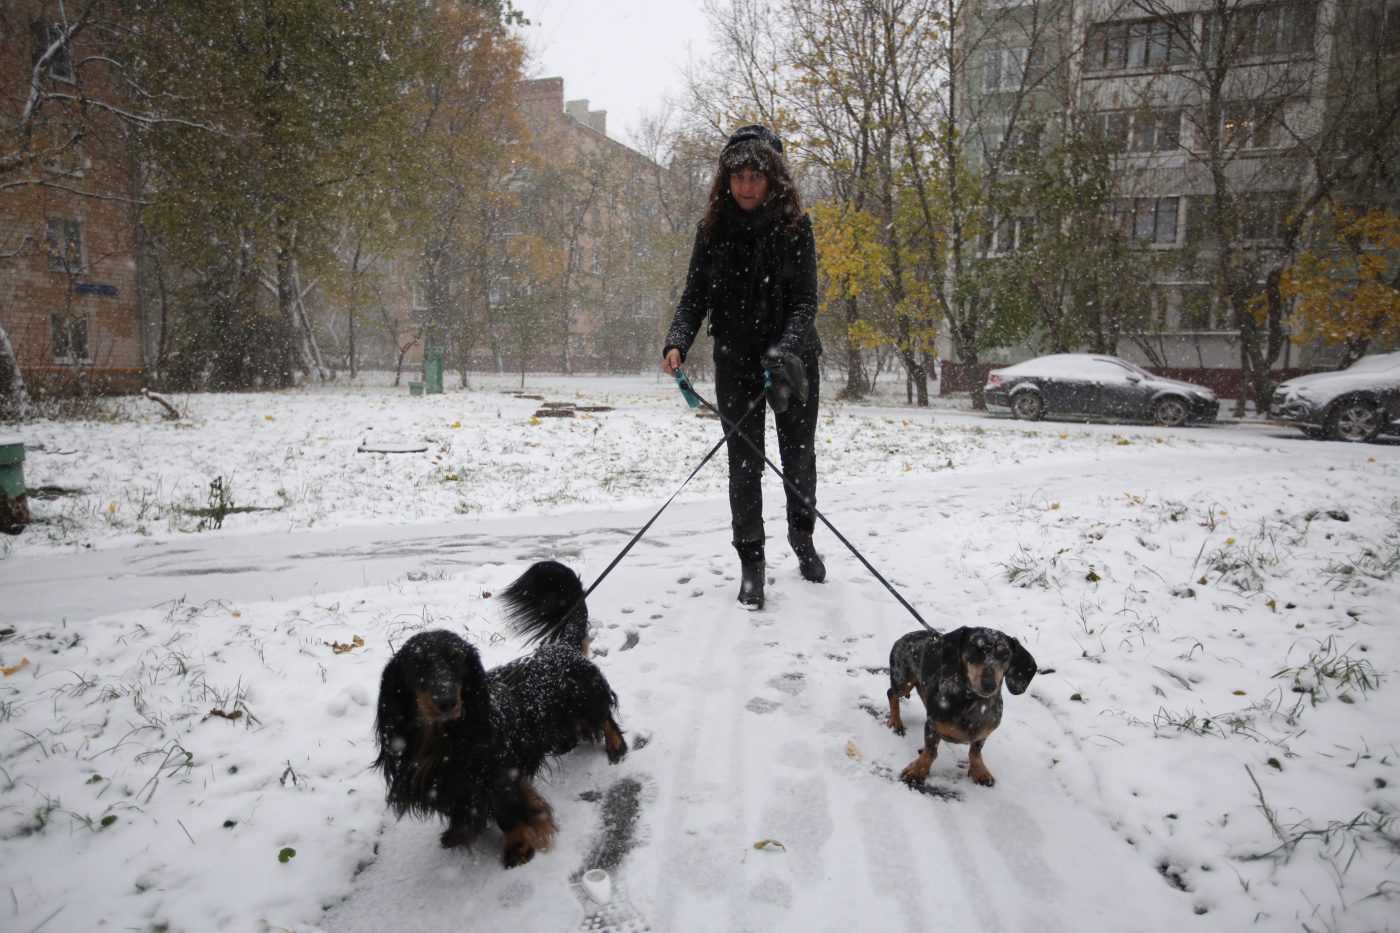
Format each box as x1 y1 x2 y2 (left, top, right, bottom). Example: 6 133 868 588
762 350 808 414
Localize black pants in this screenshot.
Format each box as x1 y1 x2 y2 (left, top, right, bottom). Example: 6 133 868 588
714 351 820 545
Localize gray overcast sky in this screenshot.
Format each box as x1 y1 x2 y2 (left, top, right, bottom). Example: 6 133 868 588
509 0 714 151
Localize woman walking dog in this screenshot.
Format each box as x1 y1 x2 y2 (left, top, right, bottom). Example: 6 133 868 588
661 124 824 610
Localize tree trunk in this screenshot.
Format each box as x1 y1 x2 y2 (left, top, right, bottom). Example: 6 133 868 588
0 325 30 420
841 296 869 399
274 218 298 389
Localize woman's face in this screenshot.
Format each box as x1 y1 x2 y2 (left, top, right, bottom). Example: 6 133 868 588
729 167 769 211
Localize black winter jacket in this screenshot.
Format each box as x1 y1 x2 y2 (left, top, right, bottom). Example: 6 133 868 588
663 204 821 368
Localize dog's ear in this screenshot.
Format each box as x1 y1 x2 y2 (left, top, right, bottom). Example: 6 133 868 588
936 627 973 677
1004 635 1038 696
374 652 415 771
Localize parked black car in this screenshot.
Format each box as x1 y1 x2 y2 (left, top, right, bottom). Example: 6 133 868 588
984 353 1219 426
1269 351 1400 443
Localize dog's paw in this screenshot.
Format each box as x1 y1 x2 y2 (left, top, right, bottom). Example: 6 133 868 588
899 757 931 785
440 824 474 849
886 718 906 737
502 841 536 869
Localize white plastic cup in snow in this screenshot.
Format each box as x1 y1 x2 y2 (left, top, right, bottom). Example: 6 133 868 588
581 868 613 905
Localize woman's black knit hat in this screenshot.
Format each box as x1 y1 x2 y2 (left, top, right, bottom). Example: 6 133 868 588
720 124 785 175
723 124 783 154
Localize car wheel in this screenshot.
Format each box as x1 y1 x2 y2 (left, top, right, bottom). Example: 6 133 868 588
1153 396 1189 428
1011 391 1044 421
1325 399 1382 442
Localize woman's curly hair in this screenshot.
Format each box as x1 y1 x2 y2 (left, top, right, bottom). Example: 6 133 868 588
700 137 805 238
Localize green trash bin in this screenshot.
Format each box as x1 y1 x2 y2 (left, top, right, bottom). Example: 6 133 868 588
0 437 30 532
424 347 445 395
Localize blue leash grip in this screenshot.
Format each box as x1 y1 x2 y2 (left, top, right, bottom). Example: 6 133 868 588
673 368 701 409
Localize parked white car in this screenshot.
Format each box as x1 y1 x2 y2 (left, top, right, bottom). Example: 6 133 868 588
1269 351 1400 442
984 353 1219 427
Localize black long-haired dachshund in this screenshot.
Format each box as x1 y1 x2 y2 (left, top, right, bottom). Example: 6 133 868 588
373 561 627 868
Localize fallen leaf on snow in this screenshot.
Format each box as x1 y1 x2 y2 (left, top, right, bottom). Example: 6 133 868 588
845 740 861 760
328 635 364 654
3 658 30 676
753 839 786 851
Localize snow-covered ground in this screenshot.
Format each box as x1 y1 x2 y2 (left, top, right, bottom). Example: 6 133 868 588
1 373 1397 933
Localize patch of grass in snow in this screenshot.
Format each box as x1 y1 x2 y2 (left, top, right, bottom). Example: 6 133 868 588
24 395 139 423
999 544 1062 589
1247 764 1400 885
1324 544 1400 589
1273 636 1381 705
1200 527 1288 594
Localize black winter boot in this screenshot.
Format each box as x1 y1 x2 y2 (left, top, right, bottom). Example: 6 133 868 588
735 540 765 610
789 532 826 583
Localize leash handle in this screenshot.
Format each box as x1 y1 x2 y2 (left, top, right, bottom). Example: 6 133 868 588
673 368 701 409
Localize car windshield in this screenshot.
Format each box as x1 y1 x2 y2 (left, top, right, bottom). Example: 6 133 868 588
1342 353 1400 374
1108 358 1154 379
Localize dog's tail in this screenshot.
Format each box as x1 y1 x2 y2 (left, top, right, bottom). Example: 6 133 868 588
500 560 590 652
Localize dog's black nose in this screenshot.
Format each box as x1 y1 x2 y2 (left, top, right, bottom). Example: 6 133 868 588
432 692 457 713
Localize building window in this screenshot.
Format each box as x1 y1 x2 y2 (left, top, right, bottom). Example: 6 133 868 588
1110 197 1180 245
984 46 1045 92
981 214 1032 256
1086 15 1191 72
980 127 1041 169
1092 109 1182 152
1240 192 1292 240
46 218 82 273
1203 2 1316 62
1222 101 1284 149
1354 4 1400 55
51 312 89 362
1177 285 1224 331
30 20 74 81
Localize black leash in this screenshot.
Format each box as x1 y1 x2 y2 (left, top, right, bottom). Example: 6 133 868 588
572 366 931 633
673 369 933 632
578 388 766 603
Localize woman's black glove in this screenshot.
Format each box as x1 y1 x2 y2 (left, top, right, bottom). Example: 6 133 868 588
762 351 808 414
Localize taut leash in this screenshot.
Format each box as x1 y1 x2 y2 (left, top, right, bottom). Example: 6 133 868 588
573 367 932 634
672 368 933 632
578 384 765 603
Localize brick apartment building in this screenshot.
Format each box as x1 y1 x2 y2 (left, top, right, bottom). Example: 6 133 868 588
483 77 669 372
1 1 145 396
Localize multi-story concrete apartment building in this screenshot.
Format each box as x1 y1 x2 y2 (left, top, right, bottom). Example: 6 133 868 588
949 0 1395 384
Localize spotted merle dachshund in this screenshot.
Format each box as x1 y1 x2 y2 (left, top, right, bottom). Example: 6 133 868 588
886 627 1037 787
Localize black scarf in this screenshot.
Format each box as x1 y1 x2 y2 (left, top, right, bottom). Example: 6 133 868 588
712 199 784 350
